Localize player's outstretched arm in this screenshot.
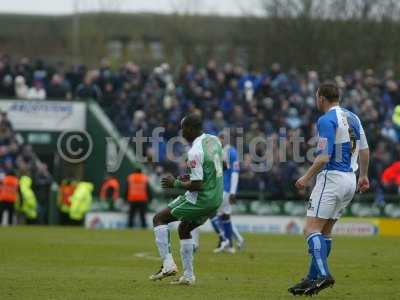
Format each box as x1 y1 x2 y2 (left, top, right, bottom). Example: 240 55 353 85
357 148 370 193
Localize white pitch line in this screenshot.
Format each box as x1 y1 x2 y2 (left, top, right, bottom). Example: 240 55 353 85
134 252 161 261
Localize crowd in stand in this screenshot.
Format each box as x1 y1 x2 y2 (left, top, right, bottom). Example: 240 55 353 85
1 54 399 200
0 108 53 224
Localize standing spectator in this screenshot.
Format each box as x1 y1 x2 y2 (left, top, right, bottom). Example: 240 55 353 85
33 163 53 224
16 144 35 175
47 74 71 100
126 168 152 228
0 121 18 162
100 82 116 114
75 72 102 100
0 74 15 98
0 111 13 131
14 75 28 99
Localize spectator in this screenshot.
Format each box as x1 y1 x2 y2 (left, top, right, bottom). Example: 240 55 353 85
75 72 102 100
0 170 19 225
393 105 400 141
32 163 53 225
0 75 15 98
1 53 399 199
27 80 46 100
47 74 71 100
16 144 35 176
14 75 28 99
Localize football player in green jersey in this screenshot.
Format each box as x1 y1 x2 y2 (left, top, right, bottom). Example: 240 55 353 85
149 114 223 285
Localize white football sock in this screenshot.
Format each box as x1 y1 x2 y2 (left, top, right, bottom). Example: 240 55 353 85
154 225 174 267
191 227 200 249
232 222 244 242
180 239 194 278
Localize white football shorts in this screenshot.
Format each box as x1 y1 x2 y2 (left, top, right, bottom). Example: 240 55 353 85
218 191 232 215
307 170 356 219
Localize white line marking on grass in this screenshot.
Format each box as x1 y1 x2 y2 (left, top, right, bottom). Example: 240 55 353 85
134 252 160 261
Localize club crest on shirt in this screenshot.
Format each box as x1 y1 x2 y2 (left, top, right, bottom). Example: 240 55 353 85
317 137 328 151
188 159 197 168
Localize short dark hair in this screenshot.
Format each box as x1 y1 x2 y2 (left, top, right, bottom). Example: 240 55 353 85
133 167 142 173
317 81 340 102
182 113 202 131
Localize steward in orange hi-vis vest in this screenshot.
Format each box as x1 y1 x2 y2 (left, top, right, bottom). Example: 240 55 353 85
126 168 152 228
127 172 149 202
100 176 120 201
57 179 77 225
0 172 19 225
0 175 19 203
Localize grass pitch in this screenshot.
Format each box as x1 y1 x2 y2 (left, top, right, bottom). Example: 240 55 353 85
0 227 399 300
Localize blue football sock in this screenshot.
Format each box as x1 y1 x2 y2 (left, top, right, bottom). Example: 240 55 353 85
306 233 331 278
307 236 333 279
222 219 233 244
325 237 332 256
211 216 226 240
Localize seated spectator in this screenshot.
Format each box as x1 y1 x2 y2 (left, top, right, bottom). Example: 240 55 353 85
27 80 46 100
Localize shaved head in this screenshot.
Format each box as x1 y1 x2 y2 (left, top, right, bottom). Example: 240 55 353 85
182 114 202 130
181 114 203 143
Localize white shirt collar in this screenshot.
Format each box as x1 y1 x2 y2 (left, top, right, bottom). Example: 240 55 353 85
191 133 205 146
328 105 340 111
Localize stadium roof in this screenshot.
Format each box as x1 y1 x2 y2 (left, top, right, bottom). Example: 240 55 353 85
0 0 263 16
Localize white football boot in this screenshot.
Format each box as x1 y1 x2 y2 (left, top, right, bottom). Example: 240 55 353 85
213 239 230 253
170 275 196 286
149 263 178 281
236 238 245 251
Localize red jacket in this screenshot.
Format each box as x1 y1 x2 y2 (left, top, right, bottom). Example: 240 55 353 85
381 162 400 186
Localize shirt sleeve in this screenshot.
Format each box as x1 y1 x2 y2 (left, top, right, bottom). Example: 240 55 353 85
187 148 204 181
229 148 240 173
358 118 369 150
315 117 336 157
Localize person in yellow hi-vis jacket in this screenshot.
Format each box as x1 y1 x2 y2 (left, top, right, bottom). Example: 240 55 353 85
69 182 93 226
16 175 38 224
393 105 400 141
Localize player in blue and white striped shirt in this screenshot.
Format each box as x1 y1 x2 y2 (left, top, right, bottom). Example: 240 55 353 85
289 82 370 296
211 130 245 253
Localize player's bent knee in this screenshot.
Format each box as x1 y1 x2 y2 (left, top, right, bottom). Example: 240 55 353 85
152 214 160 226
153 213 166 227
178 222 192 240
303 217 329 237
303 225 321 237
